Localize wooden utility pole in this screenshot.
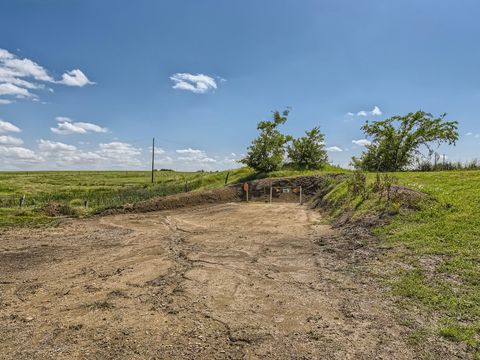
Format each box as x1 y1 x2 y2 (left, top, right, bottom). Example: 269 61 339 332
151 137 155 183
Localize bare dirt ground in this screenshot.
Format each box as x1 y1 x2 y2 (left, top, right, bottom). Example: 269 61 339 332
0 203 414 359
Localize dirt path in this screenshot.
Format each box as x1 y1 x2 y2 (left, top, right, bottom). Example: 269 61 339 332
0 203 413 359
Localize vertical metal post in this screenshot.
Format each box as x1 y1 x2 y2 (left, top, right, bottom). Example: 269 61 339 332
151 137 155 183
269 182 273 204
246 186 249 202
299 186 303 205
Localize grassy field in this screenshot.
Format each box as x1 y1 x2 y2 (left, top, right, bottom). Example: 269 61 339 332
320 170 480 355
0 164 343 227
383 171 480 353
1 167 479 354
0 168 249 227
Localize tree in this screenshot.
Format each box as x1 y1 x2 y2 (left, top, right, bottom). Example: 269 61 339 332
287 127 328 169
352 111 458 172
240 109 292 172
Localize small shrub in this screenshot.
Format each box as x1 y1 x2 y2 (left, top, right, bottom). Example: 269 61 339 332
347 170 367 197
43 202 80 217
69 198 84 207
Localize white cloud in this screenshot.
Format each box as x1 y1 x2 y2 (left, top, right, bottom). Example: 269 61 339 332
99 141 141 157
176 148 204 155
352 139 372 146
38 139 76 152
370 105 382 116
0 83 33 98
0 119 21 133
466 132 473 136
0 135 23 146
156 156 173 165
97 142 142 167
0 49 14 59
175 147 217 163
0 145 41 161
28 140 143 169
2 57 53 82
326 146 343 152
346 106 383 117
59 69 94 87
0 47 94 104
170 73 218 94
51 116 107 135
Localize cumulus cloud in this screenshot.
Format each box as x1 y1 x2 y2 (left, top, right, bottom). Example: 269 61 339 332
170 73 218 94
36 139 107 167
326 146 343 152
0 145 41 164
347 106 383 117
97 142 142 167
51 116 107 135
38 139 76 152
370 106 382 116
176 148 204 155
0 119 21 133
0 83 33 98
352 139 372 146
32 140 142 169
175 148 217 163
59 69 94 87
0 135 23 146
0 47 93 104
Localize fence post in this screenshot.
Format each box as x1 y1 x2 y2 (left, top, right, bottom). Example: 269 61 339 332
269 182 273 204
299 186 303 205
84 200 88 209
19 195 25 208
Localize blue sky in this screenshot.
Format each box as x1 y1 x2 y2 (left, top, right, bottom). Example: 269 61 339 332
1 0 479 170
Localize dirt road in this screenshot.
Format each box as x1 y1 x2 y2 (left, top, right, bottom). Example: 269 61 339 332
0 203 413 359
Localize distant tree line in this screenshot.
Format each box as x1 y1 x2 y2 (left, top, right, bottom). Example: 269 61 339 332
241 109 459 173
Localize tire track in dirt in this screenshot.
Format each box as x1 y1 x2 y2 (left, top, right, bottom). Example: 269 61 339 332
1 202 415 359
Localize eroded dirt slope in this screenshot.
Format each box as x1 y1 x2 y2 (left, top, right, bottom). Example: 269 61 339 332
0 203 413 359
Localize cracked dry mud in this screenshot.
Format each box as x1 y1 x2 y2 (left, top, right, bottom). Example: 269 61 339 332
0 203 413 359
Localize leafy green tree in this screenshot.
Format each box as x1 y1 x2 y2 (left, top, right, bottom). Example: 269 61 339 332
287 127 328 169
352 111 458 172
240 110 292 172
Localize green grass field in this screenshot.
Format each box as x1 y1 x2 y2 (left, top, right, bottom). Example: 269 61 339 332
0 165 345 228
382 171 480 352
319 170 480 354
0 168 249 227
1 167 479 353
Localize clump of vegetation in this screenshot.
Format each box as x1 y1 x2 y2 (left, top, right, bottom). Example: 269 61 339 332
352 111 458 172
241 109 329 172
347 170 367 198
240 109 293 172
415 157 480 171
287 127 328 169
